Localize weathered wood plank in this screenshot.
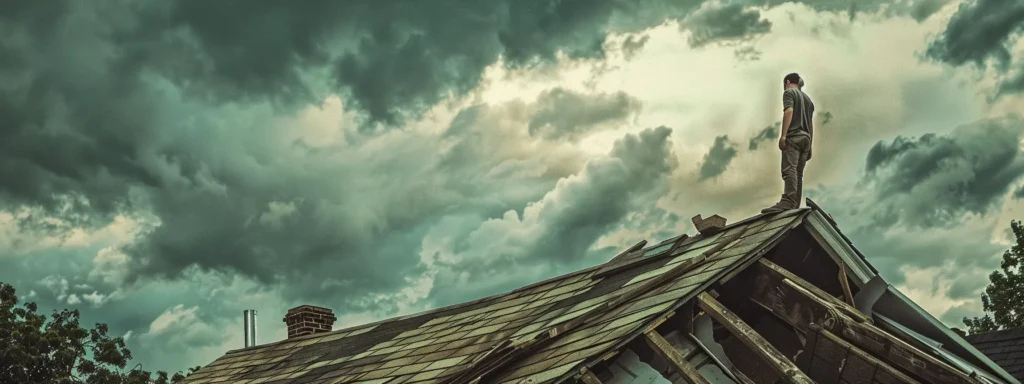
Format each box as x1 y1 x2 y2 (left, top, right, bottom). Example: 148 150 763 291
838 262 855 307
696 292 814 384
750 266 981 384
757 258 871 323
644 330 711 384
813 324 920 384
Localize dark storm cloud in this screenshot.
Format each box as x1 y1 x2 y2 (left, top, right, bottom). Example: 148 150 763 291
428 127 678 304
525 127 677 263
910 0 953 22
947 275 987 300
862 115 1024 228
0 0 712 307
528 88 642 141
700 135 738 180
998 70 1024 95
749 122 780 150
683 2 773 48
925 0 1024 95
137 0 708 127
925 0 1024 70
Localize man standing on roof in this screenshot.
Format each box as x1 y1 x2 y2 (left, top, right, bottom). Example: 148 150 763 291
762 73 815 214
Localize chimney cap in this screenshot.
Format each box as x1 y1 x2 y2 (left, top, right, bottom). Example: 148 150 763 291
286 305 334 314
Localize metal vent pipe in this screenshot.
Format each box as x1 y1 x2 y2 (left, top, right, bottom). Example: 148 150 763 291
243 310 258 348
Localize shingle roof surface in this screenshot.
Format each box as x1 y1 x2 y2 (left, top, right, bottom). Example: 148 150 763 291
181 210 806 384
965 328 1024 381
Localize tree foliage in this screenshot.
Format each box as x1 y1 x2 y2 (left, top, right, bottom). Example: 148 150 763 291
964 220 1024 334
1 282 199 384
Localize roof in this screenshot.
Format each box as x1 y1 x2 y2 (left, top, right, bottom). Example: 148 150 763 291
966 328 1024 381
180 209 808 383
179 202 1019 384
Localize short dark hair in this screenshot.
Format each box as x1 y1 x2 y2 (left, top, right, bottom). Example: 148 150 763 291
784 73 801 85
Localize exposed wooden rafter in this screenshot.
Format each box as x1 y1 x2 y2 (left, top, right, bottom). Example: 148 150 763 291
643 330 711 384
801 323 921 384
838 261 856 307
696 292 814 384
751 259 982 384
757 258 871 323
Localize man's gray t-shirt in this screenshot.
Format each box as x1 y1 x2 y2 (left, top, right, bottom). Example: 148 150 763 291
783 88 814 139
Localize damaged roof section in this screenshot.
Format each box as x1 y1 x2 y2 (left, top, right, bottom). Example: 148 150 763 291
179 201 1017 384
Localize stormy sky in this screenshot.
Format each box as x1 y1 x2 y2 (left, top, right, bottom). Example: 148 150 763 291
1 0 1023 374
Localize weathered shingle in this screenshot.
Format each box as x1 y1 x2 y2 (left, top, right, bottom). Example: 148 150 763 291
182 209 808 384
966 328 1024 381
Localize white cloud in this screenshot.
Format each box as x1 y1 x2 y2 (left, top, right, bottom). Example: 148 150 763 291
39 275 69 301
82 291 110 307
0 211 148 257
148 304 199 335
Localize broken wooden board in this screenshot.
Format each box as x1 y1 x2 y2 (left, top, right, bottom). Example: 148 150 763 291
696 292 814 384
751 262 982 384
796 323 920 384
644 330 712 384
757 258 871 323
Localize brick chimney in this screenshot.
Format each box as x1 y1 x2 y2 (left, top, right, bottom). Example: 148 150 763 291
283 305 337 339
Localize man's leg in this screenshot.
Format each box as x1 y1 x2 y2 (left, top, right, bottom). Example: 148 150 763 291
780 138 802 209
795 138 809 207
762 137 802 213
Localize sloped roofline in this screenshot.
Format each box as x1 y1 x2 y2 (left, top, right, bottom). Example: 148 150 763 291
554 209 813 383
227 206 806 355
803 199 1019 384
224 259 608 355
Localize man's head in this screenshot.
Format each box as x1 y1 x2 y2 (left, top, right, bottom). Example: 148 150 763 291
784 73 801 89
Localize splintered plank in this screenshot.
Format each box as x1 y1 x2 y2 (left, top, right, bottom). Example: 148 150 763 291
757 258 870 323
695 292 814 384
751 261 981 384
644 330 711 384
798 323 920 384
838 262 856 307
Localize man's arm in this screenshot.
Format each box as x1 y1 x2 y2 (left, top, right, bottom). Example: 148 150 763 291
781 108 794 137
779 89 795 149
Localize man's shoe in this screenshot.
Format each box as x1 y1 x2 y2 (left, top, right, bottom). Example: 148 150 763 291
760 202 794 214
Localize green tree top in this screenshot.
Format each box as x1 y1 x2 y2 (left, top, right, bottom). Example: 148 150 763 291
0 282 199 384
964 220 1024 334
